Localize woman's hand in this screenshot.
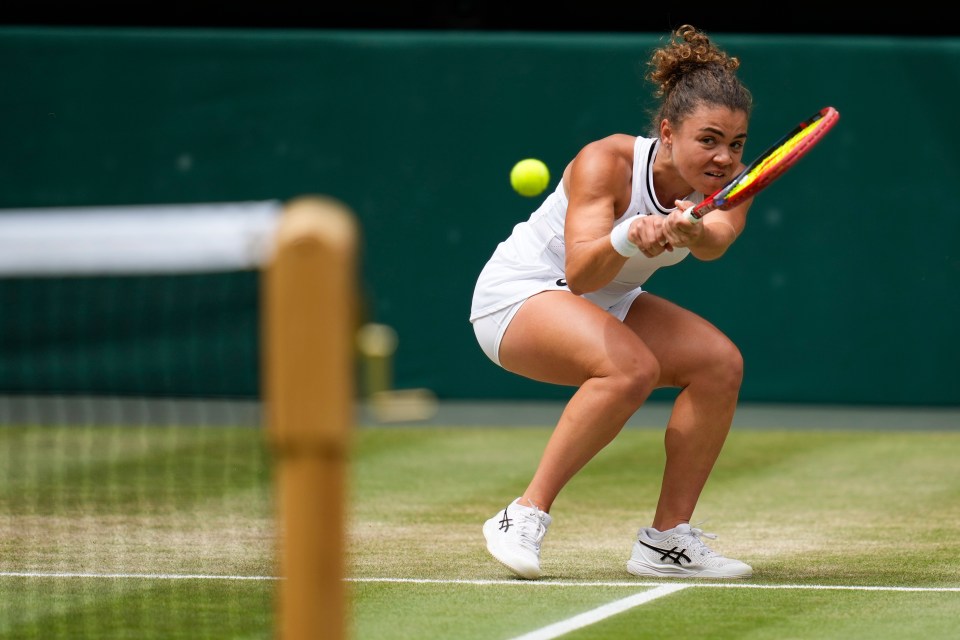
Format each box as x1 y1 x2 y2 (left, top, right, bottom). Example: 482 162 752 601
624 214 673 257
660 199 705 249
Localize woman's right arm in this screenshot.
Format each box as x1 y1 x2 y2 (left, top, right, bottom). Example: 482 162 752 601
563 136 659 294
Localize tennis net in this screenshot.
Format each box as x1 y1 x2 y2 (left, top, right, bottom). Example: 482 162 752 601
0 200 282 638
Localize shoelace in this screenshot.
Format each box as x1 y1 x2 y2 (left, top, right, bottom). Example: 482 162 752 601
514 505 548 553
685 526 719 557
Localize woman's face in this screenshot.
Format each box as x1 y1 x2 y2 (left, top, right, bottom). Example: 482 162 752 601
663 105 749 196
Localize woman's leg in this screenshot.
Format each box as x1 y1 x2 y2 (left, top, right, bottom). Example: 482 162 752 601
497 291 661 513
622 293 744 530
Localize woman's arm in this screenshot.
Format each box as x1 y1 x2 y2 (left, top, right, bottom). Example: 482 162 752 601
661 197 750 261
562 136 648 294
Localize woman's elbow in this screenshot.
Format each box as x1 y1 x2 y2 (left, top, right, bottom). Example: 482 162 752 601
564 271 599 295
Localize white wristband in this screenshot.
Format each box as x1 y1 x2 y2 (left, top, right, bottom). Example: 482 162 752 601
610 216 640 257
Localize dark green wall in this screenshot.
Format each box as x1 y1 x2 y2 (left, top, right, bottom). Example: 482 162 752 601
1 28 958 405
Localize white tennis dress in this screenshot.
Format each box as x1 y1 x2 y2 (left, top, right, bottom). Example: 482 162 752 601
470 136 704 328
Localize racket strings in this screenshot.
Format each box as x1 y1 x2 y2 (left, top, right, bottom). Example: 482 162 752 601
723 113 836 201
727 120 826 199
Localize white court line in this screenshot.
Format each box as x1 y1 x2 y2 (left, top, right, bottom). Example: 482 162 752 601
508 584 688 640
5 574 956 640
350 577 960 592
352 577 960 640
0 572 277 580
3 573 959 593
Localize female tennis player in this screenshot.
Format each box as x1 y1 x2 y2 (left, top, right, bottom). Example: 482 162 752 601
470 24 755 579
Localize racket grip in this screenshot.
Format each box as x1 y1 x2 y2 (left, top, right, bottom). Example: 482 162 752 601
682 206 701 224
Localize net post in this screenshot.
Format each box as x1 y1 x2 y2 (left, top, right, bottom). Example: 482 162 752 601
263 196 358 640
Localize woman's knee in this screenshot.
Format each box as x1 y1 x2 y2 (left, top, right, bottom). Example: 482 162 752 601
611 351 661 400
707 339 744 393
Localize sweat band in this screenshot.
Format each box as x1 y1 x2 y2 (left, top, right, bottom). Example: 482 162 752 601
610 216 640 257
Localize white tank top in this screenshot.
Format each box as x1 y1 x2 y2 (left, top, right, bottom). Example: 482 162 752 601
470 136 704 321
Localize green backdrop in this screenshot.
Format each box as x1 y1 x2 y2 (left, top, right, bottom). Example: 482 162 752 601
1 28 958 406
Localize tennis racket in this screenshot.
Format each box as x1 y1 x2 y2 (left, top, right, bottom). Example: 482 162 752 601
683 105 840 222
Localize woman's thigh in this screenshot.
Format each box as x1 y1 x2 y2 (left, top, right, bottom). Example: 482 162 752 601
498 290 657 387
623 293 741 389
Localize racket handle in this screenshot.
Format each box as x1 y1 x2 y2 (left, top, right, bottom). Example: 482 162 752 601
682 206 702 224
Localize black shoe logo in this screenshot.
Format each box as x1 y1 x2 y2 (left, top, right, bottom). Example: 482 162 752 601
498 506 513 533
639 540 691 565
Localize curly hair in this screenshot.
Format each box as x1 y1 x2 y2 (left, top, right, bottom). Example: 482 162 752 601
645 24 753 136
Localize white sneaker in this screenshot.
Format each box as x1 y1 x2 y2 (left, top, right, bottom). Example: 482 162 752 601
482 498 552 579
626 523 752 579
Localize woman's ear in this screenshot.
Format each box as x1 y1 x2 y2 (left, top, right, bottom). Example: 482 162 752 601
659 119 673 147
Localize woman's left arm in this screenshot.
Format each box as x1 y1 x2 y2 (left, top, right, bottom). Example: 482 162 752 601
661 197 751 261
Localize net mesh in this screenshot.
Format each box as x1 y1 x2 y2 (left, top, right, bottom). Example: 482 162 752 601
0 201 281 639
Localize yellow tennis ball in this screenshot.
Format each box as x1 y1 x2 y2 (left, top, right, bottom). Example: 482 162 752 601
510 158 550 197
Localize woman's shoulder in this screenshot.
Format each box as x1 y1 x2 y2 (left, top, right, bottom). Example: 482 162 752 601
583 133 637 152
564 135 637 194
574 134 637 166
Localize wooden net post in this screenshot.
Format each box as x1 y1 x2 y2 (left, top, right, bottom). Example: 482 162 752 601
263 196 357 640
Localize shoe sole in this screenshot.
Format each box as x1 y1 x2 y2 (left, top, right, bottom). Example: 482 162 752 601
626 558 752 579
483 519 541 580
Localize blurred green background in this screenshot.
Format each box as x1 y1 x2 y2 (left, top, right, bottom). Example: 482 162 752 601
1 28 957 406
